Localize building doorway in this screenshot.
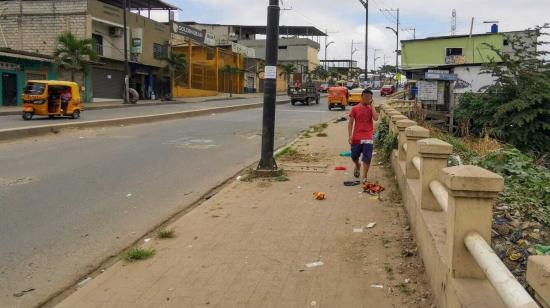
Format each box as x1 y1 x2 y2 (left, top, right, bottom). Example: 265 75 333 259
2 73 17 106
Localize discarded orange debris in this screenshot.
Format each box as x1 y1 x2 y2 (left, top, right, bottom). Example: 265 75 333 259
363 182 385 194
313 192 326 200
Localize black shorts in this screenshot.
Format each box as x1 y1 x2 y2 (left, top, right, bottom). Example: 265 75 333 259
351 143 374 164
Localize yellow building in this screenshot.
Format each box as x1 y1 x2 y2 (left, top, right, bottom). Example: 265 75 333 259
170 22 245 97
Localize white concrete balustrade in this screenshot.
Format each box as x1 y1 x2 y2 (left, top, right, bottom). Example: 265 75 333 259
378 103 542 308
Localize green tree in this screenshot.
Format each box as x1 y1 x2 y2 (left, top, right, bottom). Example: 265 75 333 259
311 65 329 81
53 32 98 82
455 24 550 154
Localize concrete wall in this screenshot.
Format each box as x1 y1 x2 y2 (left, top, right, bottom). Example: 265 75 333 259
88 0 170 68
239 38 320 71
0 0 88 54
453 66 497 94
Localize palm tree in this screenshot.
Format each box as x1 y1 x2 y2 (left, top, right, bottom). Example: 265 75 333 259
53 32 98 82
160 52 187 97
280 64 296 88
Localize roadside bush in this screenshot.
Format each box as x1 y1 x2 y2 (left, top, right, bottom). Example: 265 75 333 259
455 24 550 155
376 117 398 164
476 148 550 225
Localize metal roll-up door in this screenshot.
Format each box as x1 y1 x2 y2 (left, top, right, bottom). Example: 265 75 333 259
92 68 124 99
25 72 47 82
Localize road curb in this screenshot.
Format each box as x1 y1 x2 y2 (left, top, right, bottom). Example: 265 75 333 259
0 99 291 142
0 95 291 116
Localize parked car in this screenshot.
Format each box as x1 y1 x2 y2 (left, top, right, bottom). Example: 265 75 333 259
380 85 395 96
319 84 329 93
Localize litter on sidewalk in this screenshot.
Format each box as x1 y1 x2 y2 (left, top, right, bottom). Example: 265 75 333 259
370 284 384 289
363 182 385 194
335 166 347 171
353 228 364 233
305 261 324 268
366 222 377 229
339 151 352 157
334 116 347 123
313 192 326 200
344 180 361 187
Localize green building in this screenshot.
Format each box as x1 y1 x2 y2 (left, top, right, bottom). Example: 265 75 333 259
401 33 506 70
0 48 93 106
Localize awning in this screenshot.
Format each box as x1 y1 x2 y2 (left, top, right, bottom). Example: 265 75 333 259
0 51 52 62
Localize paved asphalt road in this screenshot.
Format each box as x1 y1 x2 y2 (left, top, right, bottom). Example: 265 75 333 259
0 97 348 307
0 96 290 130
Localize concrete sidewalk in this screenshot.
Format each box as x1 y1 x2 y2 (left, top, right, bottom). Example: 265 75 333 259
0 92 288 116
54 121 432 308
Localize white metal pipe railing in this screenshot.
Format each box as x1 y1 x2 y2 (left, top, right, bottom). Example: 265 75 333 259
464 232 539 308
429 180 448 212
412 156 421 173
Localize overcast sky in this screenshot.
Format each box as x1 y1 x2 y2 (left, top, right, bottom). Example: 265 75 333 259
155 0 549 70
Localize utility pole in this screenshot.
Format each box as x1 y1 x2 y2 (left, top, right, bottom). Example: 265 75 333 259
403 28 416 39
122 0 129 104
257 0 280 172
359 0 369 76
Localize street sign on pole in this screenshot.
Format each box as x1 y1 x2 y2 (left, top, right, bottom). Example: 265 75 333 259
257 0 280 172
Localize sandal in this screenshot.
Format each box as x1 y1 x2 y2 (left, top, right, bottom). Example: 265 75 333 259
344 180 361 187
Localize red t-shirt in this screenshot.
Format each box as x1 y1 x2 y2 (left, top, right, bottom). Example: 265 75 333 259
350 103 374 144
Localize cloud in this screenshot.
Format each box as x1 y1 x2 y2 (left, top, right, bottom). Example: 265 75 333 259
164 0 549 69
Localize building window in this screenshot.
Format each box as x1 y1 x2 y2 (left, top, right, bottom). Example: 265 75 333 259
446 47 463 56
92 34 103 56
153 43 167 60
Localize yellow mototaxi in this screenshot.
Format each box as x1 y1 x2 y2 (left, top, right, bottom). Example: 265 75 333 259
328 86 349 110
22 80 82 120
348 88 364 106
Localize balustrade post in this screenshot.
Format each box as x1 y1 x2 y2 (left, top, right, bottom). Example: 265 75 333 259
442 165 504 279
396 119 417 161
418 138 452 211
405 126 429 179
390 114 407 135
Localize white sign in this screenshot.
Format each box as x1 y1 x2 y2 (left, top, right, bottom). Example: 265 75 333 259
264 66 277 79
417 80 438 101
231 42 256 58
204 32 216 46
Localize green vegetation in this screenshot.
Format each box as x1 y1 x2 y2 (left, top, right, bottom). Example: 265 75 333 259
125 247 155 262
316 132 328 137
397 282 413 295
476 148 550 225
432 128 550 226
455 24 550 156
157 228 176 239
275 147 298 158
376 117 398 164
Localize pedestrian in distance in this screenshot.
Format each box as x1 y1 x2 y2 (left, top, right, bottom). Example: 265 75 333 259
348 89 379 183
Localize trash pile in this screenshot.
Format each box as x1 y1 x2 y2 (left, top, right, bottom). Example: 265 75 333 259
363 182 385 195
491 205 550 286
313 192 326 200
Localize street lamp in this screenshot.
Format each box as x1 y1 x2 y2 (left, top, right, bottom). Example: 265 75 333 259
358 0 368 76
385 26 399 84
324 41 334 71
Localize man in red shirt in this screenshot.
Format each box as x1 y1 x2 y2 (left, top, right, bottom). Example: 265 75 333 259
348 89 379 182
